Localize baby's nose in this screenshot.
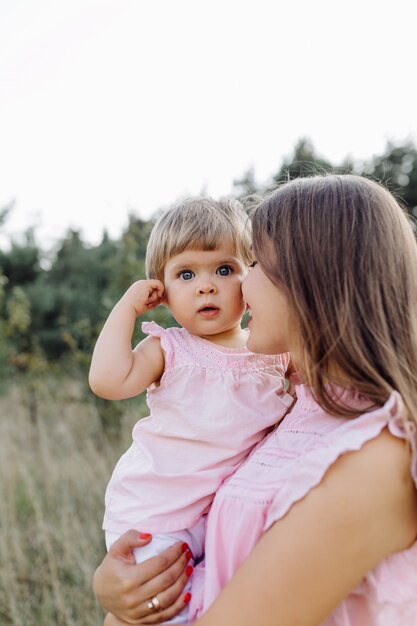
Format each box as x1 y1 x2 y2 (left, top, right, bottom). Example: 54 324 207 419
197 282 217 294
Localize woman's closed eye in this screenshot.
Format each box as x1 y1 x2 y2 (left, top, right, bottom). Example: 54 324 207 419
216 265 233 277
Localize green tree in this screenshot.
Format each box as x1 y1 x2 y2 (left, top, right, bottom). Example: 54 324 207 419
359 140 417 216
37 229 119 366
107 214 175 344
272 138 352 185
0 226 44 382
233 166 259 198
0 228 48 416
0 227 42 287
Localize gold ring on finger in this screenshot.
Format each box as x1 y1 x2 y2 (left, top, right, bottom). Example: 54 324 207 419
147 595 162 612
152 595 161 611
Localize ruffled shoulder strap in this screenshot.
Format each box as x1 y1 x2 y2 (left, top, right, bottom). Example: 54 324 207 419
387 392 417 488
264 391 415 531
141 321 165 338
141 321 175 369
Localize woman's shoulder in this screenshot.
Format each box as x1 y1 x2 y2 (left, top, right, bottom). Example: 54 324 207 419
323 427 417 551
238 389 417 542
199 422 417 626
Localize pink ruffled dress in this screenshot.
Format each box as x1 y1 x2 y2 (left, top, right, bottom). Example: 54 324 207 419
103 322 291 535
190 385 417 625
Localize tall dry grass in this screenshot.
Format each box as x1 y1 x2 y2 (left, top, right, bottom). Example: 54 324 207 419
0 379 146 626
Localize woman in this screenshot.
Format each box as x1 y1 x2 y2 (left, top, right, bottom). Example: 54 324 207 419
94 175 417 625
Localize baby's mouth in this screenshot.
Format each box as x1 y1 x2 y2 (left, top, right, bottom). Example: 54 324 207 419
198 304 219 312
197 304 220 317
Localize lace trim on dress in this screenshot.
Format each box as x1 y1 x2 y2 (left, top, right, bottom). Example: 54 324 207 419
264 391 414 531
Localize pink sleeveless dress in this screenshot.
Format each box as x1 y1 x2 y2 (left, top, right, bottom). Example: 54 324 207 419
190 384 417 625
103 322 291 534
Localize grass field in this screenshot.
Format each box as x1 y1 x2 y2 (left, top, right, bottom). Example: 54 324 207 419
0 379 146 626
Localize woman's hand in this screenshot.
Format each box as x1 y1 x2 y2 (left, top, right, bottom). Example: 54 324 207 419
103 613 132 626
93 530 193 624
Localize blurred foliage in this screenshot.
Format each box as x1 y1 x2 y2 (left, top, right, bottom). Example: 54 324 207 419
1 137 417 423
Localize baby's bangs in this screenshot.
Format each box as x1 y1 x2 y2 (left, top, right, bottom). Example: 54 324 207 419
170 221 228 255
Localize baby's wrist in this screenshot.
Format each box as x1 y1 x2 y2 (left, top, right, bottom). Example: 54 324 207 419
116 294 145 318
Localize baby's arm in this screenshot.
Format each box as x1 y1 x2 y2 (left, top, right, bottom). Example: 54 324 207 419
89 280 165 400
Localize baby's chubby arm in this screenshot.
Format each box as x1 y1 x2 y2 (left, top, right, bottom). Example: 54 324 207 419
89 280 165 400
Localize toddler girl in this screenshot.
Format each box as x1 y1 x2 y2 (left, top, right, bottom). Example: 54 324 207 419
89 197 292 624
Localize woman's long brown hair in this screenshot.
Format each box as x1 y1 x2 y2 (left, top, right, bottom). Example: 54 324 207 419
252 174 417 422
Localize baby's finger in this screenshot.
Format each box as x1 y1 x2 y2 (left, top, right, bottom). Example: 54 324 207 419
146 299 164 310
146 290 164 309
149 280 165 298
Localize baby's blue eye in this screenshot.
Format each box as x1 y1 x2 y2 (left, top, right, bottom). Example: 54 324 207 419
179 270 194 280
217 265 232 276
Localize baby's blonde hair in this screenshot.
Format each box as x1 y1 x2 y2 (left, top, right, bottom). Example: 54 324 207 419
146 197 252 281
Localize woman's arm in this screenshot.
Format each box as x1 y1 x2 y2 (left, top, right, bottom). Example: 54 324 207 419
93 531 193 624
95 431 417 626
89 280 165 400
196 429 417 626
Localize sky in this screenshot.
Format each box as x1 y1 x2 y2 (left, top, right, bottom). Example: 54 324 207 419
0 0 416 248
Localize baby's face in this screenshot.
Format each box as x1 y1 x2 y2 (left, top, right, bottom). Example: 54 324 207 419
163 241 247 341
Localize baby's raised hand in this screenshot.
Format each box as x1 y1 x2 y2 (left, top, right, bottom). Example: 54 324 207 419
122 280 166 316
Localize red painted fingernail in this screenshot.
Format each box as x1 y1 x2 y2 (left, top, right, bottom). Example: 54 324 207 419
181 542 189 552
185 565 193 577
185 549 192 560
138 532 152 539
183 592 192 604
